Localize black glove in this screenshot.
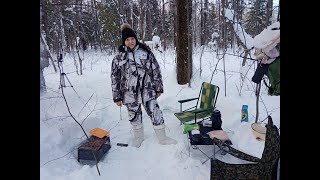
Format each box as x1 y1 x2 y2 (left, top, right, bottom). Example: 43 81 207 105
252 63 269 84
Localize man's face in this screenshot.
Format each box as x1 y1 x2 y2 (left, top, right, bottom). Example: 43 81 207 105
125 37 136 50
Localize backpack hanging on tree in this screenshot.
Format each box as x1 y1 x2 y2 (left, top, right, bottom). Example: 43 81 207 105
264 56 280 96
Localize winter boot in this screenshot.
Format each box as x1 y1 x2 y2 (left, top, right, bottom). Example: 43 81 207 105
153 124 177 145
132 124 144 148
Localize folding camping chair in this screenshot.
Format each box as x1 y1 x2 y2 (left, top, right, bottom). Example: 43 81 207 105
174 82 219 125
210 115 280 180
174 82 230 163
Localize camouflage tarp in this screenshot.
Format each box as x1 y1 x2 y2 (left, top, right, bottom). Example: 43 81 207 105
210 116 280 180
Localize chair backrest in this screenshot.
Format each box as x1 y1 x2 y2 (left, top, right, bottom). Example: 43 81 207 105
198 82 219 111
260 116 280 174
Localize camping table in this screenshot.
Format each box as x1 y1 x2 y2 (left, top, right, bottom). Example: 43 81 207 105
187 123 232 164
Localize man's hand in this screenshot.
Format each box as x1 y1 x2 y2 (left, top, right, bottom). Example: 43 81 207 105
116 101 123 107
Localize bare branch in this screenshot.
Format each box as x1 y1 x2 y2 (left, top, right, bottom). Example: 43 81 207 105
108 106 123 132
40 96 63 101
81 97 98 125
57 56 101 175
41 147 76 167
77 93 95 117
42 115 71 122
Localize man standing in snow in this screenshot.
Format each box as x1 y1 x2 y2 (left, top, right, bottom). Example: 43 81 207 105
111 23 177 148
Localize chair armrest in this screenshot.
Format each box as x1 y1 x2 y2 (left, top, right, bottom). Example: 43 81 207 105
178 98 198 103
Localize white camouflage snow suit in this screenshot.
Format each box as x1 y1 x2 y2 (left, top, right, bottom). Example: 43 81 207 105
111 43 164 126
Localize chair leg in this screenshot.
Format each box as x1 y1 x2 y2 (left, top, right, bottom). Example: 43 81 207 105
190 145 213 164
188 141 190 157
203 144 216 164
213 144 215 160
203 144 224 165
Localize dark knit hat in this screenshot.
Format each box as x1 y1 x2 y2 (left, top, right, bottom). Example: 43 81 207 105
121 23 138 45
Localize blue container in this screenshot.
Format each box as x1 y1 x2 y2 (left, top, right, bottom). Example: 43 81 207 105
241 105 248 122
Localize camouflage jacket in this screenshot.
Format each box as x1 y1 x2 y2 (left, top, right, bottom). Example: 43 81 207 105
111 43 163 104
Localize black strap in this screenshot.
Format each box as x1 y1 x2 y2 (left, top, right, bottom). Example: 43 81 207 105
263 78 271 89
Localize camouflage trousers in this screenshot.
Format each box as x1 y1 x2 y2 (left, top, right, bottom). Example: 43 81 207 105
124 98 164 126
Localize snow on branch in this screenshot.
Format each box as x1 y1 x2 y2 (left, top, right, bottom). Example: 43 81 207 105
253 21 280 51
224 8 254 50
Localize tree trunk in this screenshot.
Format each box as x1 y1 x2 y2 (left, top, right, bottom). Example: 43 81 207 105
161 0 166 50
230 0 236 49
277 0 280 21
223 55 227 96
265 0 273 28
143 9 147 40
40 0 51 50
92 0 103 51
75 0 84 75
254 0 262 36
222 0 227 50
200 0 204 46
41 33 57 72
203 0 208 45
40 69 46 93
58 8 67 56
199 45 205 77
218 0 226 50
146 1 152 40
169 0 177 49
187 0 193 85
176 0 189 85
79 58 83 75
139 0 145 40
193 1 196 47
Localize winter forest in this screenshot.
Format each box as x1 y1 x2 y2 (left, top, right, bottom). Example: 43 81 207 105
40 0 280 179
40 0 279 83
